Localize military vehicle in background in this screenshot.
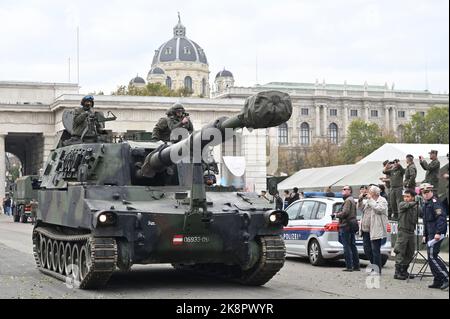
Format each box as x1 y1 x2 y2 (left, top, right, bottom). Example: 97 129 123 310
32 91 292 289
12 175 40 223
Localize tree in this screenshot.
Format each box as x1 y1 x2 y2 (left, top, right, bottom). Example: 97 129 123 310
340 120 396 163
303 140 345 168
403 106 449 144
111 83 193 97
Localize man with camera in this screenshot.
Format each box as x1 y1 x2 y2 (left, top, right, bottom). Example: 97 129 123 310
152 102 194 142
383 159 405 220
420 183 448 290
394 189 419 280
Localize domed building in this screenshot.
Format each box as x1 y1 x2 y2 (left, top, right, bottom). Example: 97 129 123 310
214 69 234 93
147 15 210 97
129 75 146 88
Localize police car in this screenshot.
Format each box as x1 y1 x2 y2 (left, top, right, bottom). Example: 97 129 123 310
283 195 391 266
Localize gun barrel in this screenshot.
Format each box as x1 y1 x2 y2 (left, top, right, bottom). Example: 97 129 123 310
141 90 292 177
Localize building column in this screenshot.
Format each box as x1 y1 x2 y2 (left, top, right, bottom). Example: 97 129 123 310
322 105 328 137
315 105 321 137
0 134 5 201
241 128 267 193
343 104 349 138
42 134 55 173
364 104 370 122
392 106 397 133
384 106 390 132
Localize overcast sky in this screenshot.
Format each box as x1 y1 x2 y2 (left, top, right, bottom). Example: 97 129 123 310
0 0 448 95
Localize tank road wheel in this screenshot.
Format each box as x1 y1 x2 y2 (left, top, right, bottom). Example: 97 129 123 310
64 243 72 276
58 242 66 275
46 239 54 269
52 240 59 271
237 236 286 286
79 244 92 281
71 244 80 282
40 238 48 269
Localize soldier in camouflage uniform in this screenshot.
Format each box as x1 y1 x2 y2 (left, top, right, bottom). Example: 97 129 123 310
394 190 418 280
419 150 441 197
403 154 417 192
152 103 194 142
72 95 106 141
383 160 405 220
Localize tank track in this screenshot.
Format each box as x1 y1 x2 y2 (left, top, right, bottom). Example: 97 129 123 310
32 226 117 289
173 235 286 286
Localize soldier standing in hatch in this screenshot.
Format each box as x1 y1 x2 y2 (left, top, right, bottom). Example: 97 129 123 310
152 103 194 142
403 154 417 193
419 150 441 198
394 190 418 280
383 159 405 220
72 95 105 141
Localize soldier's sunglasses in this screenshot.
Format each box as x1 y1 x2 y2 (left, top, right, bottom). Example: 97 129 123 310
421 190 431 193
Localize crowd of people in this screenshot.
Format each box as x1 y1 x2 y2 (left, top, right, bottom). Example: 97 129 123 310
270 149 448 291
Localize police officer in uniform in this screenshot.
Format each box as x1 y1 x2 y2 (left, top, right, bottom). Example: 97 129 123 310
383 159 405 220
394 190 418 280
72 95 106 141
419 150 441 198
420 183 449 290
152 103 193 142
403 154 417 192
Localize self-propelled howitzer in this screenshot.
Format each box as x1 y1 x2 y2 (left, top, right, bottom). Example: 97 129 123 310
32 91 292 289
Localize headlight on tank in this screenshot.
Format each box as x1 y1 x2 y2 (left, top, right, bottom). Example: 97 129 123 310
264 210 289 226
94 211 117 227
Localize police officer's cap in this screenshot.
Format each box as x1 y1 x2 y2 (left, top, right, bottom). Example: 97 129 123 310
419 183 433 190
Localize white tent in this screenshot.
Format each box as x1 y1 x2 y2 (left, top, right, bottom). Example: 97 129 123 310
278 164 358 191
358 143 449 164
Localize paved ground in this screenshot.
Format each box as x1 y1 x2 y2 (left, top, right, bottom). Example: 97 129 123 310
0 214 448 299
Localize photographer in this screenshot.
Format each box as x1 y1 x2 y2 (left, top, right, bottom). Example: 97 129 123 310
152 103 193 142
383 159 405 220
394 190 419 280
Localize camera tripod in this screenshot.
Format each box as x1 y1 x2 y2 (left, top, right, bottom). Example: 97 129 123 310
407 224 449 282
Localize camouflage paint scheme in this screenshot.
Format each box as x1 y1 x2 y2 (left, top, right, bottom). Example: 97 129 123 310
37 142 283 267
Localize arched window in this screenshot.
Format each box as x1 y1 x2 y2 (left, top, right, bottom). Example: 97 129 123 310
299 122 310 145
184 76 193 92
278 123 288 145
328 123 338 144
202 78 207 96
165 76 172 89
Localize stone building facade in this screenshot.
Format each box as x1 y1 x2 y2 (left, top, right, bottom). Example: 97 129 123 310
0 81 267 200
213 81 449 148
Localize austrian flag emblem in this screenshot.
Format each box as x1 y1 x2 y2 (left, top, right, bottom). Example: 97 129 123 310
173 235 184 245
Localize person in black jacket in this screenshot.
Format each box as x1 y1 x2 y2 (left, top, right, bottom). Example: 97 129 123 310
420 183 449 290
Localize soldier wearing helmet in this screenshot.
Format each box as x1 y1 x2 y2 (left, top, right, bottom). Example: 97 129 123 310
152 102 193 142
72 95 106 141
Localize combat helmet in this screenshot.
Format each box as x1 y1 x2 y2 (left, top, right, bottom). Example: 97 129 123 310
166 102 185 116
81 95 95 108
